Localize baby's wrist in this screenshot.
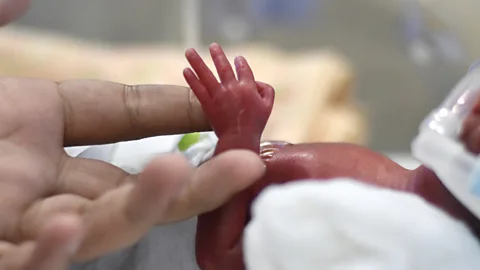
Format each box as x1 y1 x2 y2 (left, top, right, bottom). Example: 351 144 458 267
222 130 261 142
215 131 262 155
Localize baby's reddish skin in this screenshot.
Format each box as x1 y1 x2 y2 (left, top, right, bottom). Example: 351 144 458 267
196 141 480 270
184 44 480 270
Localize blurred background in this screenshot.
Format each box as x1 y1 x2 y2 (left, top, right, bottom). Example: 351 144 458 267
3 0 477 159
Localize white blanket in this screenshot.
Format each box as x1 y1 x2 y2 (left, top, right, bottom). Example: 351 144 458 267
245 179 480 270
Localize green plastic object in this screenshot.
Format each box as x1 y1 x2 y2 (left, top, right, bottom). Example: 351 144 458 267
177 133 202 151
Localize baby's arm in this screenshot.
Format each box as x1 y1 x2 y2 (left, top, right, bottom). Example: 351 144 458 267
183 43 274 270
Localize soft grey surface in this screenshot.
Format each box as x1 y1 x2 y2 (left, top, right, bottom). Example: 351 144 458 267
71 218 200 270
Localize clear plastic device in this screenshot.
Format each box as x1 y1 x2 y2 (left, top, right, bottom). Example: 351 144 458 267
411 66 480 219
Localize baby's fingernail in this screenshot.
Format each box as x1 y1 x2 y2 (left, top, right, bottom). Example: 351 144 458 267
185 48 193 56
210 43 220 50
234 56 243 67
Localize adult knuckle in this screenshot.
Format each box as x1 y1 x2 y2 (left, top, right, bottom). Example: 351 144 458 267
56 81 75 137
122 84 142 129
187 88 209 131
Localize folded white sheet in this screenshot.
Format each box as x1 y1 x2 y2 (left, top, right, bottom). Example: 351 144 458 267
64 133 217 173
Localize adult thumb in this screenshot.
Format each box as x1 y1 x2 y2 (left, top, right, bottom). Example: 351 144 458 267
158 150 266 224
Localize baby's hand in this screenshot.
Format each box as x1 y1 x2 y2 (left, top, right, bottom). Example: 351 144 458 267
183 43 274 139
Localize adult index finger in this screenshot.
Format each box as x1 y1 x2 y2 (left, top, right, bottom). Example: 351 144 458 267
58 80 210 146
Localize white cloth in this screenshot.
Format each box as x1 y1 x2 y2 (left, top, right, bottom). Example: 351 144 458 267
244 179 480 270
65 132 218 173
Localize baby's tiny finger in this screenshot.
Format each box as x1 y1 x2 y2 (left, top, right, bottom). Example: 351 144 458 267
209 43 236 84
183 68 211 103
234 56 255 83
256 82 275 107
185 48 220 92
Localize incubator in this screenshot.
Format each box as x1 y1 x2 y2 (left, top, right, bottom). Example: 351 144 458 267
412 66 480 219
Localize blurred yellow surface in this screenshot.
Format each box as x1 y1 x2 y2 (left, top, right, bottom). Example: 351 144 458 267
0 27 367 145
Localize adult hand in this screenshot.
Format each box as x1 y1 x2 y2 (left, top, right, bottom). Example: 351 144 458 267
0 78 265 264
0 214 84 270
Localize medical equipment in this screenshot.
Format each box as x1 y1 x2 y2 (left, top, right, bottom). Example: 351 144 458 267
412 67 480 219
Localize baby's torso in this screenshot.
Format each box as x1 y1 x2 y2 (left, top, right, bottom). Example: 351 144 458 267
252 141 413 196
